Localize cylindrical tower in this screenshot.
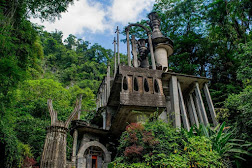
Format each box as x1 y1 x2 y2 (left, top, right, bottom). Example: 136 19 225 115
148 12 173 71
40 122 68 168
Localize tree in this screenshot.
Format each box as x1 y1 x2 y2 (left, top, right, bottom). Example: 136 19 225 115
0 0 76 166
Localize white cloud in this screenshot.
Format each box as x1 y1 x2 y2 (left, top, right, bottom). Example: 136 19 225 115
30 0 155 40
110 0 155 24
31 0 109 39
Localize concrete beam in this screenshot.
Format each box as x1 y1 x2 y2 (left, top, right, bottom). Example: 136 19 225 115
188 94 199 127
203 83 218 126
194 82 209 125
178 81 190 131
71 130 78 163
169 76 181 129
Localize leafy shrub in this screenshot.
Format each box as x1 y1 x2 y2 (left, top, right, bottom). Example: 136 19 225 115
112 120 223 168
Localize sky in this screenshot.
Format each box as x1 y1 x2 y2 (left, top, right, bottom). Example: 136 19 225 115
30 0 155 54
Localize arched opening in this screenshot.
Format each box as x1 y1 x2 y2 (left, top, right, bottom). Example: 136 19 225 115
84 146 104 168
144 78 149 92
134 77 139 91
77 141 111 168
154 79 160 93
123 76 128 90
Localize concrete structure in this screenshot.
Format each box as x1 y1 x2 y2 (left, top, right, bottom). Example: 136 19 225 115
41 12 218 168
40 96 82 168
69 12 217 168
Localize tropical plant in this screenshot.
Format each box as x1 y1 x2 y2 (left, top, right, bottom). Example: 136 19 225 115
187 122 251 167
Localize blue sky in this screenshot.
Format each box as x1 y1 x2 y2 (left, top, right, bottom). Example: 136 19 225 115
31 0 155 54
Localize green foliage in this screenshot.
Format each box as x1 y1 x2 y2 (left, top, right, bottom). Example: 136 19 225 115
40 30 114 91
1 0 251 167
8 79 95 162
224 86 252 142
113 120 223 168
236 41 252 85
187 122 251 167
152 0 252 106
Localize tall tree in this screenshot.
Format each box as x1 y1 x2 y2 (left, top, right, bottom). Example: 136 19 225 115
0 0 75 166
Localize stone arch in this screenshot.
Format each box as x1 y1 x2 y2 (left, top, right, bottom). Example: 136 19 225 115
77 141 111 163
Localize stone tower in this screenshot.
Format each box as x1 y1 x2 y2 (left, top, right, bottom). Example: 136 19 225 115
69 12 218 168
40 12 218 168
40 95 82 168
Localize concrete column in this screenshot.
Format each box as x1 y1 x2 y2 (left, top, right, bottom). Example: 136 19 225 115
97 156 102 168
177 81 190 131
148 33 156 70
194 82 209 125
169 76 181 129
102 85 105 106
87 155 92 168
154 47 168 70
203 83 218 126
165 96 172 123
107 65 110 102
193 93 204 124
96 99 98 111
106 107 112 130
113 37 117 77
116 26 120 65
77 157 84 168
71 130 78 163
131 35 138 67
188 94 199 127
126 29 131 66
83 158 86 168
99 94 102 108
104 83 107 106
101 111 106 129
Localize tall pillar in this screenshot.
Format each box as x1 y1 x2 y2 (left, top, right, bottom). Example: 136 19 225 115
102 85 105 106
177 81 190 131
116 26 120 64
131 35 138 67
203 83 218 126
105 83 107 105
194 94 204 124
113 37 117 76
188 94 199 127
106 107 112 130
107 65 110 102
169 76 181 128
41 96 82 168
194 82 209 125
148 33 156 70
87 155 92 168
165 96 172 123
101 111 106 129
71 130 78 163
41 125 68 168
126 29 131 66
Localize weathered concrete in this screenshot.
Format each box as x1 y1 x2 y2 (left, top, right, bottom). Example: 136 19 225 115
203 83 218 126
71 129 78 163
178 81 190 131
169 76 181 128
194 82 209 125
188 94 199 127
41 96 82 168
77 141 111 168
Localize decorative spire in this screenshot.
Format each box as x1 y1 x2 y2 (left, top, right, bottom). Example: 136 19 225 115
115 26 120 64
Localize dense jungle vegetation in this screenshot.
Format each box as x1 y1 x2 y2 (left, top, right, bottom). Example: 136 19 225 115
0 0 251 167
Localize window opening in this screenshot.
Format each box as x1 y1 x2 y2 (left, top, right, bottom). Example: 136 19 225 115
154 79 160 93
123 76 128 90
144 78 149 92
134 77 139 91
